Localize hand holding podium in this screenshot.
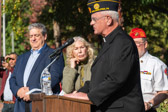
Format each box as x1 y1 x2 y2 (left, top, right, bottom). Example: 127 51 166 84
64 92 89 100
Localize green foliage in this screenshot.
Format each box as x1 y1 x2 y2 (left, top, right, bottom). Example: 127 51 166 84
2 0 168 64
38 0 93 42
122 0 168 64
2 0 31 55
141 0 160 4
157 99 168 112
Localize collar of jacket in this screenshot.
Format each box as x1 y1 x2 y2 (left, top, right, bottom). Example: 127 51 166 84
103 25 121 44
79 57 89 66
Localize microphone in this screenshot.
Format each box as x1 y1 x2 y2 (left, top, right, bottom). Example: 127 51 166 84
49 38 74 58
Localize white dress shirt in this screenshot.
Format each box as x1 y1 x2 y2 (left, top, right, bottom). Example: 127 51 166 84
4 72 13 101
140 52 168 103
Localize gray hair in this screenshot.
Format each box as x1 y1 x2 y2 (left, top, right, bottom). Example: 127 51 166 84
142 38 147 42
28 23 47 36
100 11 119 22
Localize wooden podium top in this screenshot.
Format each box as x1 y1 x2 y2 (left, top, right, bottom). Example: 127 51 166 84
30 93 92 104
30 93 93 112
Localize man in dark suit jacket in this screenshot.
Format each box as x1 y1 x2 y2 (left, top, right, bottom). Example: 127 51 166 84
64 0 145 112
9 23 64 112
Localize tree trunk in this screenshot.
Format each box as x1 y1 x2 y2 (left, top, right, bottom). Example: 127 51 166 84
53 20 60 48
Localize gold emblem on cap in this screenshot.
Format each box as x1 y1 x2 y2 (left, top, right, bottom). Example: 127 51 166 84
94 3 100 10
135 32 139 36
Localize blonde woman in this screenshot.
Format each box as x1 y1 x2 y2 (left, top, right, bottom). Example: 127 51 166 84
62 36 95 94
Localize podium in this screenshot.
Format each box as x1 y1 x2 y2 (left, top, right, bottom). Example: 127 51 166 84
30 93 93 112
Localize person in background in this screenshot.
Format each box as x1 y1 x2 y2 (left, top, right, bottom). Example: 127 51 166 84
64 0 145 112
0 52 17 112
129 28 168 112
9 23 64 112
62 36 95 94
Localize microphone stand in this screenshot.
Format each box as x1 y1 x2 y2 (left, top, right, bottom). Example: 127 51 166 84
26 53 61 95
41 54 60 75
40 54 61 85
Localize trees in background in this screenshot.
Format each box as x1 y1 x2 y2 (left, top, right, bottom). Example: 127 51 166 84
38 0 94 48
2 0 168 64
122 0 168 63
4 0 31 54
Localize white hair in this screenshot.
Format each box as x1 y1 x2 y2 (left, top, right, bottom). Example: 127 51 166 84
100 11 119 22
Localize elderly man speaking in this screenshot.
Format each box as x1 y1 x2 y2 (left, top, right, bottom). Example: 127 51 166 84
64 0 145 112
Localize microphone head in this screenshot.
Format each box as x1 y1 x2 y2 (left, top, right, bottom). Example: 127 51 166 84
67 38 75 44
49 38 74 58
63 38 74 47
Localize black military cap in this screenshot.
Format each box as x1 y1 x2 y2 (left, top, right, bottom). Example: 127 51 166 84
87 0 119 14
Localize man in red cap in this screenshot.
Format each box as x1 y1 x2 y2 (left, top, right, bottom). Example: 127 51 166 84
130 28 168 112
64 0 145 112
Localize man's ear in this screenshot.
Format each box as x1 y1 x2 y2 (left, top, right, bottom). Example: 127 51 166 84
44 34 47 40
145 41 148 49
107 16 113 26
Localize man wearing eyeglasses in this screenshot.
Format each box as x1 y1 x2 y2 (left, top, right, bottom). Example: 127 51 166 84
64 0 145 112
0 53 17 112
130 28 168 112
9 23 64 112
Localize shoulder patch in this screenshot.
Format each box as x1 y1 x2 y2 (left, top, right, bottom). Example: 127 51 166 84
164 68 168 76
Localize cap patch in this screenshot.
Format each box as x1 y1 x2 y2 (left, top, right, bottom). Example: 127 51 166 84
87 0 119 14
129 28 147 39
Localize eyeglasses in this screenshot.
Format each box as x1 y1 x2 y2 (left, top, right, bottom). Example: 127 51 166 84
135 41 146 46
91 16 106 23
29 34 41 38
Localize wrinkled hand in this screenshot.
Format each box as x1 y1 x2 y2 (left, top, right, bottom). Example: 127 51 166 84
144 102 151 111
17 87 30 101
23 87 30 101
64 92 89 100
72 91 77 94
70 58 79 68
17 87 26 98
